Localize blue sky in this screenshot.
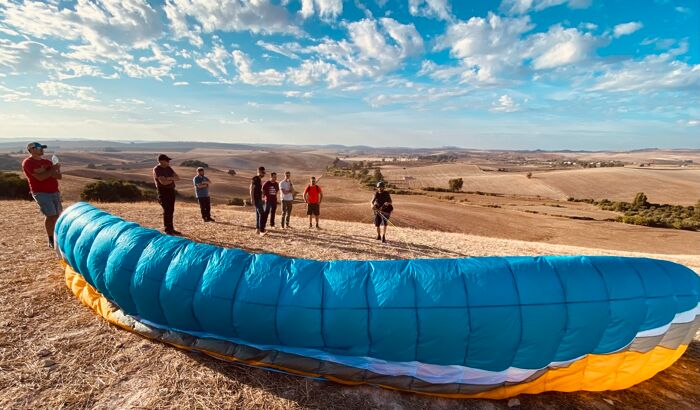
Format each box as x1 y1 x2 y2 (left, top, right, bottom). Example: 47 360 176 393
0 0 698 149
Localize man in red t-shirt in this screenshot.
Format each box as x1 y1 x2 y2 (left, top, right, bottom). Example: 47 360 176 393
303 176 323 229
21 142 62 248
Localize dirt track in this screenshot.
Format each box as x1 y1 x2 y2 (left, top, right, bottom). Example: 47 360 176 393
1 200 698 409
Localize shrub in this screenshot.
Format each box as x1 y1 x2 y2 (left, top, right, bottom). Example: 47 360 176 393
180 159 209 168
227 197 245 206
526 172 533 179
373 168 384 183
86 163 96 169
80 180 144 202
0 172 30 200
632 192 649 209
227 169 236 176
448 178 463 192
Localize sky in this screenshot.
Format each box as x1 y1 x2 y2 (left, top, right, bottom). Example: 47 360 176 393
0 0 699 150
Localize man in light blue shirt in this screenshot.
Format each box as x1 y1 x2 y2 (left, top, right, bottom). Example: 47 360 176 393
193 167 214 222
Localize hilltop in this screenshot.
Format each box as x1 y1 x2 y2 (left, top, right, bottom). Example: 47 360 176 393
1 200 698 409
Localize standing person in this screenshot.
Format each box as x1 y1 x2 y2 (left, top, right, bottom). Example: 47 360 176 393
279 171 294 228
153 154 180 235
303 176 323 229
250 166 266 235
22 142 62 248
193 167 214 222
371 181 393 243
262 172 280 228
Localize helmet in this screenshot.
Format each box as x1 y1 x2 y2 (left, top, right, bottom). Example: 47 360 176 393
376 181 385 188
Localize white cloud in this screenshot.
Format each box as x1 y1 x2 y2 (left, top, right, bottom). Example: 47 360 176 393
284 90 313 98
232 50 285 85
613 21 643 38
432 14 601 84
306 18 423 80
195 42 230 79
300 0 343 20
163 0 301 36
589 43 700 93
0 40 58 73
527 25 599 69
163 0 203 47
286 59 350 88
490 94 519 112
256 40 302 60
366 86 471 108
500 0 592 15
408 0 453 20
1 0 163 63
686 120 700 126
173 81 189 86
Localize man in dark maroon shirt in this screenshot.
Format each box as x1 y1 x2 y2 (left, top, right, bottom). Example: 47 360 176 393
262 172 280 228
153 154 180 235
22 142 62 248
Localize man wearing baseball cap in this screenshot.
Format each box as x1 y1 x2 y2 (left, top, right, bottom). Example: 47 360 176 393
153 154 180 235
22 142 62 248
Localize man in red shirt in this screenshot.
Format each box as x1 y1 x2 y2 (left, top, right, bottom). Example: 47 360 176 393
303 176 323 229
22 142 62 248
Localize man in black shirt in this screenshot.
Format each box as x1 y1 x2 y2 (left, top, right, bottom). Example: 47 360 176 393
371 181 393 243
250 166 267 236
153 154 180 235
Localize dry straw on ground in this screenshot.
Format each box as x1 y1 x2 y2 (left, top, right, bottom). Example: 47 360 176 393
1 200 698 409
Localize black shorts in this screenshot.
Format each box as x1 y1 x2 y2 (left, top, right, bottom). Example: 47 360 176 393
374 212 390 226
307 203 320 216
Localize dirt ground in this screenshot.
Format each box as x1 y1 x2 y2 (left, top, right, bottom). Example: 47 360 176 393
1 200 699 409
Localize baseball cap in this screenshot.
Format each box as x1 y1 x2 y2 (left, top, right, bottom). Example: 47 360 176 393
377 181 385 188
27 142 47 151
158 154 172 161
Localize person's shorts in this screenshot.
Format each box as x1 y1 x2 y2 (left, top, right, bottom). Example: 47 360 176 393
32 192 62 217
307 203 320 216
374 212 390 227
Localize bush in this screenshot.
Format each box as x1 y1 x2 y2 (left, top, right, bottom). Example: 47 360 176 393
0 172 30 200
80 180 144 202
526 172 533 179
227 169 236 176
86 163 96 169
180 159 209 168
227 197 245 206
448 178 463 192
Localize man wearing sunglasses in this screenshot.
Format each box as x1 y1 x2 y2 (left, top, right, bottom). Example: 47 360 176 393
22 142 62 248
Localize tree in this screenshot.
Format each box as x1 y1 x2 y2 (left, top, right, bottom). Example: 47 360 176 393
373 168 384 183
180 159 209 168
0 172 30 200
448 178 463 192
632 192 649 209
80 180 144 202
695 200 700 219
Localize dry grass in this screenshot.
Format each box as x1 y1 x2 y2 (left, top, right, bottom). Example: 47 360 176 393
1 200 699 410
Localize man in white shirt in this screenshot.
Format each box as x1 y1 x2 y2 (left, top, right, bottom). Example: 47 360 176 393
279 171 294 228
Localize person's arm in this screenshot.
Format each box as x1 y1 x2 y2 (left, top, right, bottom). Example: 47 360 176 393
303 186 309 203
385 193 392 206
171 170 180 182
31 164 60 181
250 181 255 203
157 176 173 185
318 186 323 204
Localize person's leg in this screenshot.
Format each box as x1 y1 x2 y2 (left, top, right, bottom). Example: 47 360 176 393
307 204 312 227
286 201 292 227
269 202 277 227
256 200 265 232
263 201 272 228
164 193 175 231
382 214 389 242
280 201 286 228
198 197 207 220
204 197 212 220
374 213 382 239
